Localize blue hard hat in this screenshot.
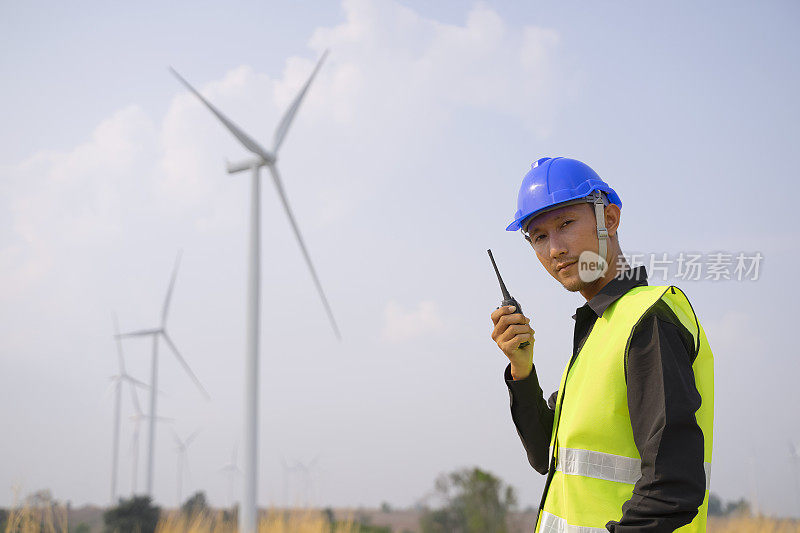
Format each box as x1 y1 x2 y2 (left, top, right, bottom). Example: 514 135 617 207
505 157 622 232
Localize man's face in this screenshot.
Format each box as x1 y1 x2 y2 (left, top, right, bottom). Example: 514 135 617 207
524 202 604 292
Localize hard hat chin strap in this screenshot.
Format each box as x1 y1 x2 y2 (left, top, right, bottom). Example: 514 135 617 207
591 191 609 274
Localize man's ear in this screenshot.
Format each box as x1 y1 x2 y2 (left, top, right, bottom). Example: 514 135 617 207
605 203 621 238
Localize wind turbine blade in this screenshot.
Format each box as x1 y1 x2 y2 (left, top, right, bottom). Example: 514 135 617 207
266 164 341 341
161 250 182 328
129 385 143 416
161 331 211 399
169 67 274 163
121 374 149 390
117 328 161 338
185 429 202 447
172 429 182 448
272 50 328 154
104 379 119 400
113 313 127 373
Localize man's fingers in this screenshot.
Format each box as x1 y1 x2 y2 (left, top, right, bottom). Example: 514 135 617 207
498 313 529 328
501 332 533 352
490 305 516 325
496 324 533 344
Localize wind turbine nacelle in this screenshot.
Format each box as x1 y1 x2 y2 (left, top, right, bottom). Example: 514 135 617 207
226 157 272 174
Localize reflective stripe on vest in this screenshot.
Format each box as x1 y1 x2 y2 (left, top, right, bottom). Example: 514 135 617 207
540 511 607 533
554 447 712 488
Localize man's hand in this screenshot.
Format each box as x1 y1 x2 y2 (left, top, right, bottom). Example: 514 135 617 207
490 305 535 380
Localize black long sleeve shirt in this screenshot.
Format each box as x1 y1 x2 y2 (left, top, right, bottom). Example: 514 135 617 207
504 265 706 532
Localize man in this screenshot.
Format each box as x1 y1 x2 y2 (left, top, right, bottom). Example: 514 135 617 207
490 157 714 532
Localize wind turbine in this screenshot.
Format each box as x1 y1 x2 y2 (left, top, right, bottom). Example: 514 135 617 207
109 313 149 503
170 49 341 533
117 250 209 496
129 388 173 495
280 456 301 507
219 445 242 507
293 454 322 506
173 429 201 505
281 454 321 506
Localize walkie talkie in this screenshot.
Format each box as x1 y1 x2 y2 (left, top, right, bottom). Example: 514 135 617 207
487 249 530 349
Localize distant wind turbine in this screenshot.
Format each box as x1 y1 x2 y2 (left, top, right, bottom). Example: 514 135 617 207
117 250 209 496
110 313 150 503
293 454 322 506
219 445 242 507
281 454 322 506
173 429 201 505
170 49 340 533
128 388 173 495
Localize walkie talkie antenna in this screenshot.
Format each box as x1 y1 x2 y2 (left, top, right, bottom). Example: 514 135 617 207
487 249 511 300
487 248 529 348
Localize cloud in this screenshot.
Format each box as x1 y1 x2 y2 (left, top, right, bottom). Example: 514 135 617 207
306 0 561 136
1 105 157 298
381 299 443 341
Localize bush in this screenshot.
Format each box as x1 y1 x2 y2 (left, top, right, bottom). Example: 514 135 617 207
181 492 210 518
72 523 90 533
103 496 160 533
707 493 753 518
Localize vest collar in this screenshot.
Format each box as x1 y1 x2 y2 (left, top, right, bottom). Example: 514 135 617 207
572 265 649 320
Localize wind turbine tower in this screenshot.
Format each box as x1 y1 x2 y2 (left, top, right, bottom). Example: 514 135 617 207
170 50 340 533
790 441 800 514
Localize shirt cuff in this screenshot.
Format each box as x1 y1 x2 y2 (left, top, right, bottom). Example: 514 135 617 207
504 363 544 407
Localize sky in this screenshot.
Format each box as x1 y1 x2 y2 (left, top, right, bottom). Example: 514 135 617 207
1 0 799 518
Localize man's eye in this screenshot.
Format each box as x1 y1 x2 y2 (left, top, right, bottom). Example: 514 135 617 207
534 234 545 243
561 220 573 228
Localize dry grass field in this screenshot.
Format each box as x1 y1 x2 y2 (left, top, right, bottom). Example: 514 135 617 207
4 500 799 533
3 505 363 533
707 516 800 533
155 509 361 533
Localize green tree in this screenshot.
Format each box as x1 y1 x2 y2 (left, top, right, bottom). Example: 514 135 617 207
707 493 724 516
72 522 90 533
420 467 518 533
181 491 209 518
724 498 752 516
103 496 160 533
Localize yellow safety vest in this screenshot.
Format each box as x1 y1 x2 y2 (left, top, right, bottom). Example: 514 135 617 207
535 285 714 532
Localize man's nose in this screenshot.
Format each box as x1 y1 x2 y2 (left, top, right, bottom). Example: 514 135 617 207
549 233 568 259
